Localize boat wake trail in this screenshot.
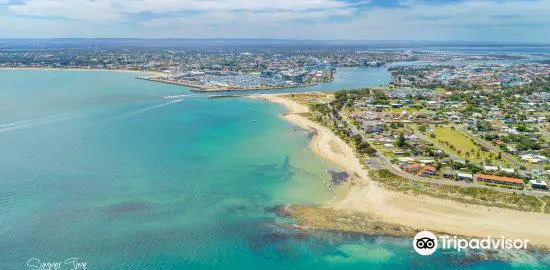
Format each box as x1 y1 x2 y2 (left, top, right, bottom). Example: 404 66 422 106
100 99 185 124
162 94 204 99
0 112 83 134
121 99 183 117
163 94 189 99
0 98 185 134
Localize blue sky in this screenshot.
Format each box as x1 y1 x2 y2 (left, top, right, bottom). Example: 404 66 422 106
0 0 549 41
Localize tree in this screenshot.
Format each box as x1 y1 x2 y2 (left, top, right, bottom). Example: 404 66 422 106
396 132 408 148
476 121 492 132
357 142 377 156
516 125 528 132
517 137 541 151
351 134 362 145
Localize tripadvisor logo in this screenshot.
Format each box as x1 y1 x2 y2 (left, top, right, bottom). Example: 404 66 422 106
413 231 438 255
413 231 529 256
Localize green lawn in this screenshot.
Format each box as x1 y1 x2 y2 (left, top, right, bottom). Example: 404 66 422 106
428 126 502 164
383 151 397 158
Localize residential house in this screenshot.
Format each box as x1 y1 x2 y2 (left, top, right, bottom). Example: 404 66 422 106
421 166 438 176
457 173 474 182
443 172 455 179
403 163 422 173
475 173 524 187
499 167 515 174
529 180 548 190
362 120 384 134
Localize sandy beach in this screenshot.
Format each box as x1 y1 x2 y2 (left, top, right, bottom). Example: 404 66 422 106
252 94 369 180
256 93 550 248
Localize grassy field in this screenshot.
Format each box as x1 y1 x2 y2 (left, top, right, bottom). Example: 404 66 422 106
280 93 333 106
427 126 504 165
373 169 545 213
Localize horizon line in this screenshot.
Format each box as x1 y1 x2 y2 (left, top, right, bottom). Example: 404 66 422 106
1 38 550 45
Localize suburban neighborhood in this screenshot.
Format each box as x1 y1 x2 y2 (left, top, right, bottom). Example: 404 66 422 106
293 77 550 195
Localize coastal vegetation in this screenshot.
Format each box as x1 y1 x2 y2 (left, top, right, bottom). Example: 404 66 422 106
280 91 380 160
544 197 550 214
373 169 545 213
309 92 378 158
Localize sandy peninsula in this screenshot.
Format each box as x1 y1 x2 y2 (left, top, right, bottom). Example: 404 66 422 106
254 93 550 249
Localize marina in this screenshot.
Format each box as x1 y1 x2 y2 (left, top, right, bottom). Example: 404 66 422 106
136 75 317 92
138 67 392 94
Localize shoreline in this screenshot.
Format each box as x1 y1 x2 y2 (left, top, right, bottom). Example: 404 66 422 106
137 76 318 92
250 93 368 180
254 93 550 249
0 67 161 76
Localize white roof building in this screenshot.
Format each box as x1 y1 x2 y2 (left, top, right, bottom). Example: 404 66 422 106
499 167 515 174
420 159 435 165
484 165 499 171
398 157 415 163
529 180 548 188
457 173 473 179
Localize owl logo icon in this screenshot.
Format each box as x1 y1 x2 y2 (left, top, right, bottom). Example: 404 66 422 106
413 231 438 255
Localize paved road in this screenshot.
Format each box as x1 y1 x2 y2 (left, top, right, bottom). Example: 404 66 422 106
367 152 547 197
336 101 364 139
330 101 548 197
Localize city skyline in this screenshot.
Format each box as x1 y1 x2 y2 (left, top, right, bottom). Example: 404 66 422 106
1 0 550 42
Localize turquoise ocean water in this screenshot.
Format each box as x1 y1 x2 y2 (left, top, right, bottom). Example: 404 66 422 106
0 69 547 269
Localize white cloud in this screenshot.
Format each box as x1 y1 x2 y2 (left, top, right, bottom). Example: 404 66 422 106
7 0 351 21
8 0 119 21
1 0 550 41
